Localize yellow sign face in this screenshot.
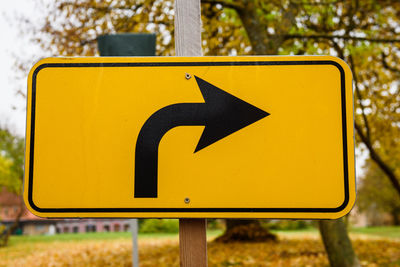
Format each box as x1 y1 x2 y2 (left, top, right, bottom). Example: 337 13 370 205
24 56 355 219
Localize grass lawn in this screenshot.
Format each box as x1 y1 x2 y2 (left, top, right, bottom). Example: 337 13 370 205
5 225 400 247
350 226 400 239
271 226 400 240
5 229 223 247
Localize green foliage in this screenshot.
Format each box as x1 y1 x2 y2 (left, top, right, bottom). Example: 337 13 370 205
0 128 25 247
207 219 225 230
0 158 13 187
139 219 179 233
357 159 400 224
0 128 25 194
267 220 311 231
351 226 400 239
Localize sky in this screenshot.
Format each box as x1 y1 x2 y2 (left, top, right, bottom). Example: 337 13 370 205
0 0 45 136
0 1 367 175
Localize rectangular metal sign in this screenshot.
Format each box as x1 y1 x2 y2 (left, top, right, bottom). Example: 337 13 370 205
24 56 355 219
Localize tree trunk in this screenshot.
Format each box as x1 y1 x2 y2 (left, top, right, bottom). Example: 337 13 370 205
237 1 298 55
213 1 297 245
391 208 400 226
0 196 23 247
319 219 360 267
215 219 276 243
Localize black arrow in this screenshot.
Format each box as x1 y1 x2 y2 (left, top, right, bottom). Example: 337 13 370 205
134 76 270 198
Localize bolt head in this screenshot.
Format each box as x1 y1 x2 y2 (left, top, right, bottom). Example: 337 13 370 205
185 73 191 80
184 197 190 204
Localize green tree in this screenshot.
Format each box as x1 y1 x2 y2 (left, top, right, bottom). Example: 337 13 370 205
358 159 400 225
0 128 25 246
24 0 400 266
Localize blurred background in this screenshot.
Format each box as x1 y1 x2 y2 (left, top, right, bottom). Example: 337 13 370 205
0 0 399 266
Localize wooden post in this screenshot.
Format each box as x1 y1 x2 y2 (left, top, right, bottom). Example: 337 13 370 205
174 0 207 266
174 0 202 57
179 219 207 267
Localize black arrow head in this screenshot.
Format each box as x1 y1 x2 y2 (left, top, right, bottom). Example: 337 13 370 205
194 76 270 153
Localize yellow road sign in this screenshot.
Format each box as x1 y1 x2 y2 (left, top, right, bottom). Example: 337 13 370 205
24 56 355 219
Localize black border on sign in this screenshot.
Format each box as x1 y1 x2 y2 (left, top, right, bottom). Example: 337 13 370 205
28 60 350 213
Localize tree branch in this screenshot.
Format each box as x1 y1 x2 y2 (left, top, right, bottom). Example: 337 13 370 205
330 41 371 141
355 121 400 198
284 34 400 43
348 55 371 141
80 38 97 46
291 0 344 5
200 0 244 12
330 39 344 58
381 52 400 74
59 2 143 13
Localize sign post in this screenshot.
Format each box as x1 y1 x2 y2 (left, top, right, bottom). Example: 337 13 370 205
98 33 156 267
174 0 208 266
